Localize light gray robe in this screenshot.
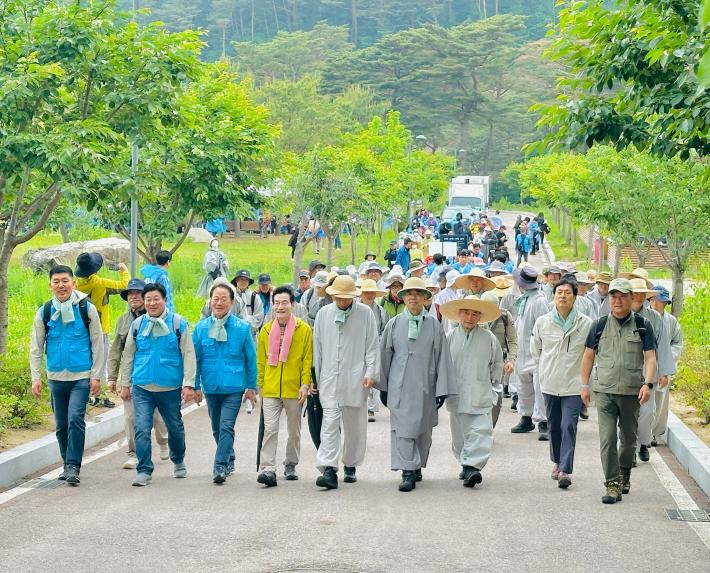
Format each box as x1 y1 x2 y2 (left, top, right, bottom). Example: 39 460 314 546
378 313 455 438
587 288 610 316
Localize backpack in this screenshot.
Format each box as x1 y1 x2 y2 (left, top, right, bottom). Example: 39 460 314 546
591 313 649 353
132 313 183 349
42 298 91 350
246 291 257 315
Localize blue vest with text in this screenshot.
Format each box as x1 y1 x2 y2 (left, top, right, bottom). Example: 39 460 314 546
131 313 186 388
45 304 92 373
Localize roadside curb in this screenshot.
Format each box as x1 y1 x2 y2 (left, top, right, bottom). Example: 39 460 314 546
666 411 710 499
0 407 125 489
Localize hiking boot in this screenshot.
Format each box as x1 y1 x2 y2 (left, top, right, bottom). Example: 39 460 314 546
226 461 235 476
510 394 518 411
462 466 482 488
415 469 422 482
100 397 115 408
458 469 465 480
284 464 298 481
213 468 227 485
57 467 68 481
621 472 631 495
639 444 650 462
316 466 338 490
601 479 622 504
579 404 589 420
511 416 535 433
551 463 560 480
398 470 416 492
368 410 376 422
173 462 187 478
537 421 549 441
558 472 572 489
159 444 170 461
123 454 138 470
65 466 80 486
257 470 277 487
344 466 357 483
132 472 152 487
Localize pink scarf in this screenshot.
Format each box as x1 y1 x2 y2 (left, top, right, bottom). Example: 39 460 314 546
267 315 296 366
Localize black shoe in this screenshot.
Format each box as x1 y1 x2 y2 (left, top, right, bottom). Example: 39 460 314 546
462 466 483 488
316 466 338 489
57 467 68 481
538 421 549 441
458 470 464 480
90 397 101 407
415 468 422 482
639 445 650 462
343 466 357 483
511 416 535 433
632 453 637 468
503 386 511 399
100 397 115 408
65 466 80 486
579 404 589 420
398 470 416 492
510 394 518 411
621 472 631 495
650 438 658 447
257 470 277 487
213 469 227 484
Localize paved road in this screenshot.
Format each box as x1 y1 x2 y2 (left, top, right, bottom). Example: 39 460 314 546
1 211 708 572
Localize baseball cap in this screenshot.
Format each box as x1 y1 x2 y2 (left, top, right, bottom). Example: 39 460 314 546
608 278 633 294
308 260 325 273
651 285 671 303
258 273 271 285
298 269 310 279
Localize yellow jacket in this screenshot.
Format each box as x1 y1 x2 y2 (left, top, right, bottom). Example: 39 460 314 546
257 318 312 399
75 270 130 334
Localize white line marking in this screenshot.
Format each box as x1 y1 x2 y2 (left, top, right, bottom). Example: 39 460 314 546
0 402 202 507
650 450 710 550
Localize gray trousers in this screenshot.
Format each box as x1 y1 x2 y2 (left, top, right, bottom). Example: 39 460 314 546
517 370 547 423
316 405 367 471
390 429 433 471
653 388 670 438
637 392 656 447
449 410 493 470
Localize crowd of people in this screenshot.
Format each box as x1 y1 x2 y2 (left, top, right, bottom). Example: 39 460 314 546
29 219 682 504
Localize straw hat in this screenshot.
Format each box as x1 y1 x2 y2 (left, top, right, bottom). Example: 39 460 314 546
629 278 655 299
440 296 502 324
453 268 496 292
326 275 361 299
397 277 432 300
359 279 386 297
492 276 513 298
595 272 613 285
408 259 426 273
574 272 595 285
621 267 653 289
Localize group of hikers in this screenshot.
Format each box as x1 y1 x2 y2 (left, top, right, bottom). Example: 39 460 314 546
29 222 682 504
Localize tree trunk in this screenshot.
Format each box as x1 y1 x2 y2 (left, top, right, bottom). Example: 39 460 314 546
350 0 358 46
292 212 311 284
670 265 684 317
458 116 471 156
0 248 11 355
571 223 578 257
377 213 385 256
587 225 594 261
59 222 70 243
363 221 370 254
598 235 606 272
325 234 334 268
613 244 622 277
349 224 357 265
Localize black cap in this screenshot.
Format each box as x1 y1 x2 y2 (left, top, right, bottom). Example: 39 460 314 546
231 269 254 287
120 278 146 301
309 260 325 272
258 273 271 284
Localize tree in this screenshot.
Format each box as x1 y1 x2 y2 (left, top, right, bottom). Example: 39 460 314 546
0 0 203 354
99 64 276 263
529 0 709 160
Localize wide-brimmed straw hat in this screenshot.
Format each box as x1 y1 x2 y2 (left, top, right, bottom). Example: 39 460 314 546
574 272 595 285
453 268 496 292
359 279 386 297
492 276 513 298
397 277 432 300
621 267 654 289
326 275 361 299
629 278 655 299
440 296 502 324
595 272 613 285
408 259 426 273
513 266 540 291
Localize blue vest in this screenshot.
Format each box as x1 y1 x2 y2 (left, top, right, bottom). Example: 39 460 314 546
45 304 92 373
193 315 254 394
131 313 185 388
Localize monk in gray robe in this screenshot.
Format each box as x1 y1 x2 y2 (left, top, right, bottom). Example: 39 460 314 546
378 277 455 492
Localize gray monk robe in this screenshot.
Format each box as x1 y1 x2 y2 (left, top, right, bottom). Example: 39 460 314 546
378 312 455 471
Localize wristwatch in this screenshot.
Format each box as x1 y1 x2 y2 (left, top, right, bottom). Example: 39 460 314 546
645 383 654 390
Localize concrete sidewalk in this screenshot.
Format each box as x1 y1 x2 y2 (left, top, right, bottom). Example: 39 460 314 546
0 398 707 573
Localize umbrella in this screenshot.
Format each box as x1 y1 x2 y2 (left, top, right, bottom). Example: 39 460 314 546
256 405 265 472
306 366 323 449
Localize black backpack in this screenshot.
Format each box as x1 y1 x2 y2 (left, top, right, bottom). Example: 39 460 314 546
591 313 649 353
42 299 91 350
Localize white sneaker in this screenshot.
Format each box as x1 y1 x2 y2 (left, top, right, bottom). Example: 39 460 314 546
159 444 170 461
245 399 254 414
123 455 138 470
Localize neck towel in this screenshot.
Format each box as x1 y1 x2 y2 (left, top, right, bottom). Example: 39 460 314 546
552 307 577 334
208 315 230 341
515 290 533 317
404 308 424 340
143 312 171 337
268 315 296 366
334 303 354 324
51 291 80 324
